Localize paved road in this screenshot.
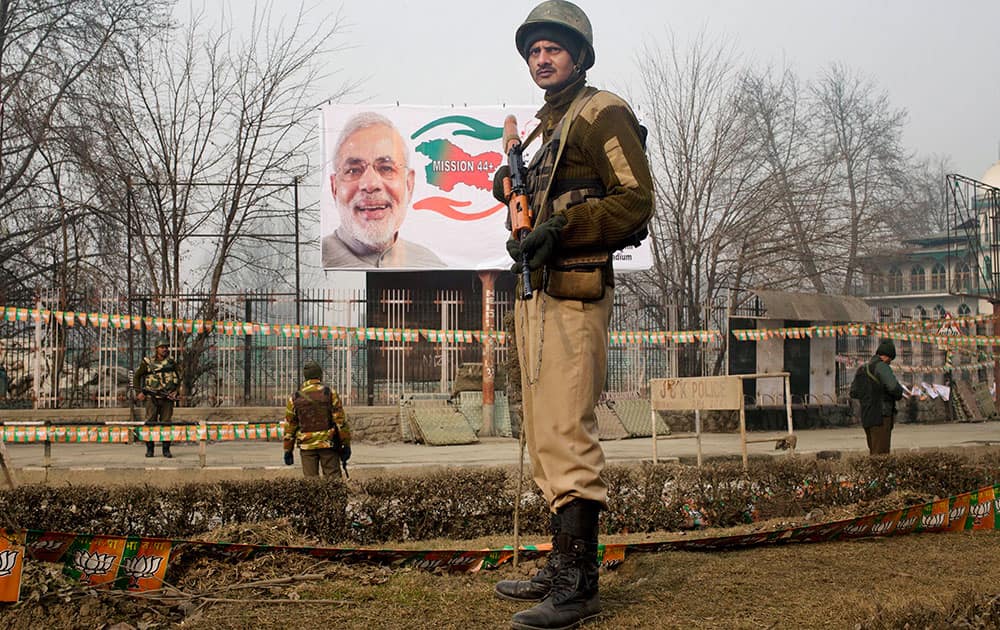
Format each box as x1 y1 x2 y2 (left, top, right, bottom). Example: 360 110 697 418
4 421 999 485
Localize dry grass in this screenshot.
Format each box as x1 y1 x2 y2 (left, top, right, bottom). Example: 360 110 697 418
4 528 999 629
5 448 1000 629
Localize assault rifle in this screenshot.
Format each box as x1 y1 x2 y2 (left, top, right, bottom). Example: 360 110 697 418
340 453 350 480
138 388 179 402
502 115 534 299
334 431 350 480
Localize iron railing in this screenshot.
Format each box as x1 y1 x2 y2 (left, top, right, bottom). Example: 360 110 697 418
1 287 721 408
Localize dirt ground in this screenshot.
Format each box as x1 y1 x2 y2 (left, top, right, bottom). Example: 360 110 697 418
4 455 1000 628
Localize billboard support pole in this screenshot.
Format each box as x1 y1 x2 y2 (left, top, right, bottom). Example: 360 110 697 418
293 176 302 377
479 270 499 436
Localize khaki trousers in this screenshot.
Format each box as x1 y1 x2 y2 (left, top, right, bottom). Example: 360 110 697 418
865 415 894 455
515 289 613 511
300 447 340 477
143 398 174 446
143 398 174 425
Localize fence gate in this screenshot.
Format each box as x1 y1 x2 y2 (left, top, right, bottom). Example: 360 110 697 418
34 292 59 408
437 289 464 393
95 292 126 408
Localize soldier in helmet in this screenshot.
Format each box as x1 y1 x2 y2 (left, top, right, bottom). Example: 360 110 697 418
492 2 654 628
282 360 351 477
133 336 181 458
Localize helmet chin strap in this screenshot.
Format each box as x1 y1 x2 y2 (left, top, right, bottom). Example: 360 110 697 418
573 47 590 75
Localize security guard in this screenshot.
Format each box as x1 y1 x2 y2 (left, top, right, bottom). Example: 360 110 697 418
282 360 351 477
134 336 181 458
493 2 654 628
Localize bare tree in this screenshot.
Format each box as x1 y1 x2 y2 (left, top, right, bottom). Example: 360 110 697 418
741 65 839 293
63 1 355 398
0 0 171 303
624 33 775 374
737 63 911 297
810 63 909 295
898 153 952 237
71 1 355 306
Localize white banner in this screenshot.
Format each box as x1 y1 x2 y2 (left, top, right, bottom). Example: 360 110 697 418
319 103 652 272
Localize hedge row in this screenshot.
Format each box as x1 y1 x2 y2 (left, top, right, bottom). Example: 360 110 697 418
1 451 997 544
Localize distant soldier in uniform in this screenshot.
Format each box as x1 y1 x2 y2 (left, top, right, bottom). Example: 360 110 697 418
858 339 904 455
133 336 181 458
282 360 351 477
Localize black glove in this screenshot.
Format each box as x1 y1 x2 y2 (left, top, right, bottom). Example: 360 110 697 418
506 238 522 262
507 238 525 274
283 450 294 466
520 214 567 270
340 444 351 464
492 166 511 204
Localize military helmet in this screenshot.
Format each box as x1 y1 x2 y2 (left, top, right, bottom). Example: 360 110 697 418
154 335 170 348
515 0 595 71
303 360 323 380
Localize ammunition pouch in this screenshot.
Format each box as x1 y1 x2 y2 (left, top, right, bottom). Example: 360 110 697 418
293 388 334 434
544 252 610 301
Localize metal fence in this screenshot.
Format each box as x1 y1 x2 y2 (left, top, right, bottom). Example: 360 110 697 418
1 287 720 408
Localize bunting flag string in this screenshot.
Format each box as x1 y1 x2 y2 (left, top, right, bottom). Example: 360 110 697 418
0 306 718 346
872 327 1000 348
834 354 995 375
731 322 1000 348
1 484 997 602
878 312 993 331
731 324 873 342
0 423 283 444
9 304 998 348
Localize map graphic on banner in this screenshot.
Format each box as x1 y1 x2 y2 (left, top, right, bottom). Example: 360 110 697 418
319 104 652 272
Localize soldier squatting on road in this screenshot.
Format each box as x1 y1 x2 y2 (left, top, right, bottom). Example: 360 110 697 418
492 2 654 628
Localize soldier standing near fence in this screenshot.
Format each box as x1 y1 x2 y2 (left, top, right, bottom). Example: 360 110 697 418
133 336 181 458
491 2 654 628
859 339 904 455
282 360 351 478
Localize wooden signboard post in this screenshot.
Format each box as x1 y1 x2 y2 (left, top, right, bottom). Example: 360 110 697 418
649 373 795 469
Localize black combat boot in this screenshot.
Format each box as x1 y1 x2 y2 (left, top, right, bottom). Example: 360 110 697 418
145 441 155 458
495 512 561 601
510 499 601 630
162 442 173 458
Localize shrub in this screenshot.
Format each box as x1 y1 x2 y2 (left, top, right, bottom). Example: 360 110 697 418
2 451 998 543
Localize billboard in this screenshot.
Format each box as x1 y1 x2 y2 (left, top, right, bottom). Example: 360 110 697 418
319 103 651 272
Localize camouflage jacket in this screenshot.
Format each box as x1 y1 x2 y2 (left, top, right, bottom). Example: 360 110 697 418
522 74 654 290
283 379 350 451
133 356 180 396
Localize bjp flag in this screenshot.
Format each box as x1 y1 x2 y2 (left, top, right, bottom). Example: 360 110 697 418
968 486 996 531
0 530 26 603
26 530 77 562
62 535 126 588
947 492 972 532
115 537 172 591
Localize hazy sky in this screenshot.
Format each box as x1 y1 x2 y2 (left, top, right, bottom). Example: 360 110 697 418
309 0 999 180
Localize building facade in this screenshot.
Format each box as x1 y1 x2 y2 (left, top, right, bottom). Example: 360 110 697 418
861 161 1000 324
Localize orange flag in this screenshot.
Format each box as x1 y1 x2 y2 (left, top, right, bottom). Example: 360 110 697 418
0 530 26 603
115 537 172 591
62 535 126 587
